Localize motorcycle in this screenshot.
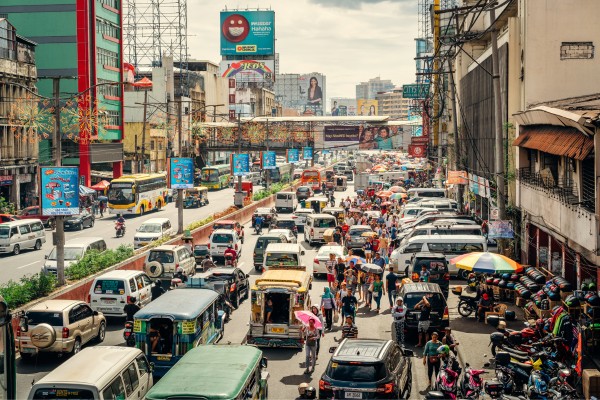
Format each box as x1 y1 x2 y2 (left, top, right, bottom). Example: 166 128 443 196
427 357 461 400
460 363 487 399
457 294 479 317
484 379 527 400
225 254 236 267
548 367 578 399
123 321 135 347
254 223 263 235
494 351 532 395
115 221 125 238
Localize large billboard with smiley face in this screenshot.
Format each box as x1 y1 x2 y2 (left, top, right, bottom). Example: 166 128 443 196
220 10 275 56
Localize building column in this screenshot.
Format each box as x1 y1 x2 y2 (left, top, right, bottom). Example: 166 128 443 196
10 172 19 208
535 226 540 268
79 141 91 186
561 244 566 279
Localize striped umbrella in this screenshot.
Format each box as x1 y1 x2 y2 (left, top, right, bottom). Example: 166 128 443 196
449 252 523 274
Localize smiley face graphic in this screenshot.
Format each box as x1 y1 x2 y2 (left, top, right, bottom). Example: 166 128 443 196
222 14 250 43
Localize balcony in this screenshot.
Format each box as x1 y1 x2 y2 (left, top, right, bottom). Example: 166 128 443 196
516 167 580 207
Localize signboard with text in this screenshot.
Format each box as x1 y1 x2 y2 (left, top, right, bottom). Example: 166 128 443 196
489 220 514 239
232 154 250 176
40 167 79 216
402 84 430 99
220 10 275 55
262 151 276 169
169 158 194 189
287 149 299 163
303 147 313 160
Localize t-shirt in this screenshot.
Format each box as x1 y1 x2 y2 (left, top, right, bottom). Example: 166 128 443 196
335 263 346 277
392 305 407 320
123 303 140 321
419 305 431 321
371 239 380 252
373 257 386 269
325 260 336 275
341 295 358 313
342 324 358 339
363 242 373 251
385 272 398 290
420 270 430 282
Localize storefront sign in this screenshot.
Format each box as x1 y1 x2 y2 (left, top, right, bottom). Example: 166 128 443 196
408 144 427 157
488 220 514 239
40 167 79 216
0 175 13 186
447 170 467 185
169 158 194 189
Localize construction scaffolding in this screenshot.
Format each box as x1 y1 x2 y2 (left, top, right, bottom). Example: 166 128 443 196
124 0 189 96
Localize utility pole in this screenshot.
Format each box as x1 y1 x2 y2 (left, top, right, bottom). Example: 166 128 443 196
140 90 148 173
176 101 184 235
237 111 243 192
178 100 183 157
490 4 506 240
433 0 442 188
53 78 65 286
265 118 270 191
448 58 464 213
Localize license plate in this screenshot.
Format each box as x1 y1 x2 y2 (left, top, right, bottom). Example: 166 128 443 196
345 392 362 399
102 299 116 305
156 355 171 361
140 242 149 246
20 347 36 354
270 327 285 334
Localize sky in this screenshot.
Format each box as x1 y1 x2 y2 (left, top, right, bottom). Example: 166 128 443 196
187 0 419 102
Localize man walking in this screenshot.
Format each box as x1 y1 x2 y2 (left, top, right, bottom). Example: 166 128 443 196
385 266 398 308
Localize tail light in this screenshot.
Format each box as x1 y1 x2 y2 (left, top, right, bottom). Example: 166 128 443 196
319 379 331 391
377 383 394 393
207 243 210 249
87 294 91 303
16 325 21 337
175 263 179 269
235 244 238 250
411 273 419 281
230 283 237 292
444 273 450 281
310 228 314 236
443 306 449 320
62 327 70 339
314 258 319 264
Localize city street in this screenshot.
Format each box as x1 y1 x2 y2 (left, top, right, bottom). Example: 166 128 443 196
14 183 498 399
1 187 238 284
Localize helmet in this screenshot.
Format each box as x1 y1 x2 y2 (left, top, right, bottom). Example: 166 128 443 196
437 345 450 356
304 387 316 399
176 267 184 273
227 243 233 249
297 383 309 396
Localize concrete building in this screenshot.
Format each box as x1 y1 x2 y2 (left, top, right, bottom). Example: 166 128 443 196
1 0 126 186
355 77 394 100
234 87 278 118
0 19 38 208
375 87 411 120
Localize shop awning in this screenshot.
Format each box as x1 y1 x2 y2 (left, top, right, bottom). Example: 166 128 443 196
90 180 110 191
79 185 96 196
513 125 594 161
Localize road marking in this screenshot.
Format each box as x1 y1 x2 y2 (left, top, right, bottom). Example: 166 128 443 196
18 260 41 269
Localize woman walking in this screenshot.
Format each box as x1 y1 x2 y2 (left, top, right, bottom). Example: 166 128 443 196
372 274 385 312
311 306 325 356
303 318 320 375
320 287 335 331
423 331 442 387
364 272 374 309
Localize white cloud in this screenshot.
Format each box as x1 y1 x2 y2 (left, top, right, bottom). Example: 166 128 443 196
187 0 418 100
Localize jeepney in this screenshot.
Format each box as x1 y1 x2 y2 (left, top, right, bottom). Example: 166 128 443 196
247 267 312 348
322 207 345 225
304 196 328 213
183 186 209 208
334 175 348 191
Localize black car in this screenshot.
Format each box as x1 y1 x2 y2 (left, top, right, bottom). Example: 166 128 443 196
296 186 313 201
397 282 449 334
319 339 413 399
252 207 276 228
205 267 250 308
269 216 298 236
64 210 95 231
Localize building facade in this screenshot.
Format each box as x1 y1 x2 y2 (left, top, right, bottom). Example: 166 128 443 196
0 19 38 208
375 87 411 120
355 77 394 100
0 0 125 186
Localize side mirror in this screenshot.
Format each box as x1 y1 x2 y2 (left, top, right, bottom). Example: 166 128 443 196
45 255 48 259
403 349 414 357
301 251 305 256
149 362 155 372
260 357 268 368
246 274 250 278
329 346 337 353
19 316 28 332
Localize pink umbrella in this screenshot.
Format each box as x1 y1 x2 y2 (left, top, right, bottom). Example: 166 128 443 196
294 310 323 329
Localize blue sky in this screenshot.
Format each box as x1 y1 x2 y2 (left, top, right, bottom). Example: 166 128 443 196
188 0 418 99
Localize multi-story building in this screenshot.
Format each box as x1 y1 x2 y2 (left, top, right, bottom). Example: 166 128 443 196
1 0 125 186
375 87 411 120
0 19 38 208
355 77 394 100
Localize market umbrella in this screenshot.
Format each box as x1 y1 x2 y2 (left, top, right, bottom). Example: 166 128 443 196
90 180 110 191
398 187 407 193
376 190 393 198
450 252 524 274
390 193 407 201
294 310 323 329
360 263 383 274
381 201 392 206
344 255 366 265
389 186 402 193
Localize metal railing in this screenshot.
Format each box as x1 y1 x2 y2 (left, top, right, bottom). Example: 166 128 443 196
517 167 582 207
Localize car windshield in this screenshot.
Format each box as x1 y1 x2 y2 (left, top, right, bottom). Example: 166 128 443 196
297 187 309 192
215 223 235 229
212 233 233 243
93 279 126 295
26 311 63 326
0 226 10 238
327 362 387 382
138 224 162 233
318 247 342 257
275 221 295 229
404 293 446 310
265 254 299 267
256 238 280 249
413 259 448 274
350 228 371 236
108 184 134 205
47 247 84 261
148 250 174 264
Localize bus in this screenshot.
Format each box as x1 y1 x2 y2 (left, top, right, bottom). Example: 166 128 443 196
200 164 231 190
0 295 17 399
268 163 294 183
107 173 167 216
300 169 322 192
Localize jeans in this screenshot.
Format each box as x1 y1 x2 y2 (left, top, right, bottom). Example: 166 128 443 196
323 307 333 330
305 344 317 370
388 289 396 307
373 291 382 309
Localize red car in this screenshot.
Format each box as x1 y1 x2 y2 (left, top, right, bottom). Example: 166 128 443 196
211 219 244 243
18 206 55 229
0 214 18 223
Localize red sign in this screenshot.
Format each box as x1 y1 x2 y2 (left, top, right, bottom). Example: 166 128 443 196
229 94 236 104
447 170 468 185
408 144 427 157
411 136 429 144
228 78 236 88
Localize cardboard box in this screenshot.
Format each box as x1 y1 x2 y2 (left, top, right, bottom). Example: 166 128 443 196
583 369 600 399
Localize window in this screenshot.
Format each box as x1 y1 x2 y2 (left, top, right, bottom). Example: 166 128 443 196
97 79 120 98
31 222 43 232
142 274 152 287
404 243 423 253
136 355 150 375
68 305 84 324
96 18 120 39
19 225 31 234
79 305 93 319
97 48 119 69
129 278 137 293
102 376 125 400
122 363 139 395
105 110 121 126
98 0 119 10
150 140 155 151
94 279 125 295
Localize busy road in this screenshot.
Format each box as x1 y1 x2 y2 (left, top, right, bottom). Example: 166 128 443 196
14 182 497 399
1 187 239 284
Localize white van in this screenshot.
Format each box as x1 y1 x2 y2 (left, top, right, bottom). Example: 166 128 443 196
390 234 487 277
28 346 153 400
304 214 337 246
275 192 297 214
263 243 305 270
0 219 45 255
407 188 447 198
43 237 107 275
401 222 484 246
89 270 154 316
133 218 174 249
208 229 242 258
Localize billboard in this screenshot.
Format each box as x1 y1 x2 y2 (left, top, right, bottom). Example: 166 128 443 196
40 167 79 216
220 10 275 56
232 154 250 176
303 147 313 160
298 74 326 116
357 99 378 116
220 59 274 84
169 158 194 189
330 98 356 116
262 151 276 169
287 149 299 163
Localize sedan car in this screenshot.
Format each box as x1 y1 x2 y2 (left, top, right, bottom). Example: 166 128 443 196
64 210 95 231
295 186 313 201
204 267 250 308
313 244 347 278
268 229 297 244
345 225 374 250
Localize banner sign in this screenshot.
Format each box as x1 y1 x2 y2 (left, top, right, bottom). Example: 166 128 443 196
287 149 299 163
40 167 79 216
219 59 274 83
411 136 429 144
0 175 13 186
262 151 276 169
323 126 359 142
402 84 430 99
169 158 194 189
447 170 468 185
303 147 313 160
408 144 427 157
489 220 515 239
469 173 479 195
220 10 275 55
232 154 250 176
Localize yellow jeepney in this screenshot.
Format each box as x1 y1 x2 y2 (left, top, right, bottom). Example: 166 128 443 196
304 196 328 213
247 268 312 348
322 207 345 225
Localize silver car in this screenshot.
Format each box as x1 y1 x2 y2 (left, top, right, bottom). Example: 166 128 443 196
345 225 374 249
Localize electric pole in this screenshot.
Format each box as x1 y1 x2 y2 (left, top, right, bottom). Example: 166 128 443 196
433 0 442 188
448 58 464 213
53 78 65 286
140 90 148 173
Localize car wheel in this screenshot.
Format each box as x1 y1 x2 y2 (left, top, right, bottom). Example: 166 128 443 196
13 245 20 255
71 338 82 355
78 222 83 231
157 201 162 211
34 240 42 251
402 366 413 399
139 206 145 216
244 287 249 300
232 292 240 309
96 322 106 343
458 269 468 280
90 219 94 228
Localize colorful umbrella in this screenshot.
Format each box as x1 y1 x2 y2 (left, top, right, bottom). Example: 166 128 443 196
376 190 393 198
344 255 366 265
389 186 402 193
450 252 523 274
390 193 407 201
294 310 323 328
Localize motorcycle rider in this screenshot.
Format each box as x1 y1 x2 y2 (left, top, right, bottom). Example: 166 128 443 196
438 344 461 375
224 243 238 266
115 214 125 235
174 267 188 283
123 296 140 321
254 215 264 234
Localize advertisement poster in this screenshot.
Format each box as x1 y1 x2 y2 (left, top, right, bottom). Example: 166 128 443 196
287 149 299 163
447 170 468 185
408 144 427 158
360 125 403 150
357 99 378 116
303 147 313 160
488 220 514 239
232 154 250 176
299 74 326 116
262 151 276 169
469 173 479 195
170 158 194 189
40 167 79 216
220 59 274 83
220 10 275 55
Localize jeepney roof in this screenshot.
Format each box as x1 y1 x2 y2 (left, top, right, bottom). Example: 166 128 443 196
253 268 311 291
134 288 219 320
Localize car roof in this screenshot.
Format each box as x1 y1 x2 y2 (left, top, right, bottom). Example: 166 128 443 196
264 243 302 252
215 219 236 224
64 237 104 246
141 218 170 224
400 282 443 294
349 225 372 230
269 229 292 235
274 216 296 221
413 252 447 259
93 270 143 280
152 245 184 251
212 229 236 234
210 267 239 274
28 299 82 312
135 289 219 320
333 339 392 362
258 233 285 239
256 208 273 212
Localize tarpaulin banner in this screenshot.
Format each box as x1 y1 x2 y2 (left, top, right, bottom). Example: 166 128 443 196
447 170 468 185
408 144 427 157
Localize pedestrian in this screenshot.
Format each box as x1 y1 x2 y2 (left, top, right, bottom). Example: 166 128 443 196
123 296 141 321
442 326 459 356
344 264 357 293
332 227 342 245
325 253 336 288
341 287 358 322
335 257 346 285
373 252 386 272
320 287 335 331
372 274 385 313
355 268 365 302
151 281 165 301
385 266 398 308
392 298 407 345
311 305 325 356
379 233 389 260
362 272 373 307
423 331 442 387
92 198 99 216
419 264 430 282
337 282 348 325
415 295 432 347
99 200 105 217
363 238 373 263
303 318 319 374
341 315 358 339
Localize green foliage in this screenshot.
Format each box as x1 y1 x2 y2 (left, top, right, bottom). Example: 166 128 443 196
0 197 16 214
0 273 56 309
252 182 290 201
66 245 134 281
185 215 214 232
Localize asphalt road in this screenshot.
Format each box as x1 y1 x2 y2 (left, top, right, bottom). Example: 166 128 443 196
14 182 505 399
1 187 240 284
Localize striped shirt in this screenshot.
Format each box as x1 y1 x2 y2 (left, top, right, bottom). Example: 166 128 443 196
342 324 358 339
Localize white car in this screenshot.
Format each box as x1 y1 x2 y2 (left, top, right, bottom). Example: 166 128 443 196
312 244 347 278
292 208 315 232
208 229 243 259
363 210 382 220
268 229 297 244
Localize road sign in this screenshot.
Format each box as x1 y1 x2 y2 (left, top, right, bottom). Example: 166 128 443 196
402 84 430 99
